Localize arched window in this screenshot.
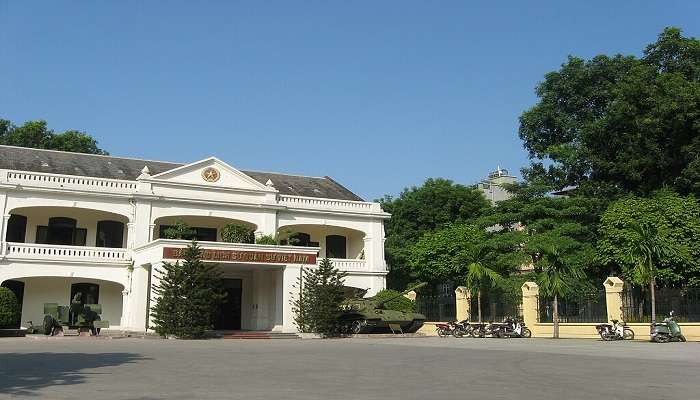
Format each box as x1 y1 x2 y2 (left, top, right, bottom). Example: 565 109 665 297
96 220 125 248
326 235 347 259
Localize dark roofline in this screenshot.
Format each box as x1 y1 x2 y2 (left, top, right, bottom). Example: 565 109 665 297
0 145 365 201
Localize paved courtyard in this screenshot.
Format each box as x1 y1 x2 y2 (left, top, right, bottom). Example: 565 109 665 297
0 336 698 399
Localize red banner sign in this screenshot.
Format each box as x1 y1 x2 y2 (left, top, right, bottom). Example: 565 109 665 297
163 247 317 265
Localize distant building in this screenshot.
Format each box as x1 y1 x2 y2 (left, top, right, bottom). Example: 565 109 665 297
477 166 516 204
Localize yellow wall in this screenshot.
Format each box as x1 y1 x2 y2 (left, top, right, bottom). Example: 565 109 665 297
530 323 700 341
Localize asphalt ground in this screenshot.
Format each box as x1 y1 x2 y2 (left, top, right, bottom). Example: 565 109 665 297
0 336 697 399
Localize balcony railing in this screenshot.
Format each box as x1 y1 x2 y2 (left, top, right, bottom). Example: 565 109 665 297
4 242 130 264
6 171 137 193
279 195 378 213
324 258 367 271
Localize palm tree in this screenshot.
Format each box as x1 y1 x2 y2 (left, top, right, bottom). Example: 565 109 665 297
626 222 676 327
537 247 582 339
463 246 502 323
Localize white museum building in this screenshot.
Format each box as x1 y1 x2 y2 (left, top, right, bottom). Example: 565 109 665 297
0 145 389 333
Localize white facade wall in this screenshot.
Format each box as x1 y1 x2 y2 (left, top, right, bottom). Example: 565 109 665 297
0 156 390 333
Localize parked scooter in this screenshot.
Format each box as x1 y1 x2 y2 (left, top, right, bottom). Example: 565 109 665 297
451 320 472 338
470 322 487 338
651 311 686 343
495 317 532 338
595 320 634 341
435 322 456 337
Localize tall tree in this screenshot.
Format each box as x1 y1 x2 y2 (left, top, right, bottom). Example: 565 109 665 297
624 223 681 326
518 27 700 197
597 191 699 287
464 249 503 323
0 119 108 154
150 242 226 339
536 245 583 339
380 178 491 289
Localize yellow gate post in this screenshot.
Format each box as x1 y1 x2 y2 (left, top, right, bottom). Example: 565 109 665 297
603 277 624 323
455 287 470 322
521 282 539 330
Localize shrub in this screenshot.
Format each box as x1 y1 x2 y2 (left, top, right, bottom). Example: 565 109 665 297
255 234 278 245
373 289 416 313
150 241 227 338
0 287 20 329
221 223 254 244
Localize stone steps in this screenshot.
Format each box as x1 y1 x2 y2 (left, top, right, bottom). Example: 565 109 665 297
220 331 300 340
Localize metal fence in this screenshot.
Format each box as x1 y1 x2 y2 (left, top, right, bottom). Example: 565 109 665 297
538 289 608 323
622 287 700 323
415 293 456 322
469 290 522 323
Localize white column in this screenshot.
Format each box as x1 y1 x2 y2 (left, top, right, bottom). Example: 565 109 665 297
258 210 278 237
281 264 302 333
124 263 153 332
0 192 8 256
131 199 153 247
364 220 387 272
126 222 136 249
0 214 9 257
120 289 130 329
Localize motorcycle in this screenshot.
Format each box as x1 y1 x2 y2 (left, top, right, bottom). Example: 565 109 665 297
435 322 456 337
595 320 634 341
494 317 532 338
469 322 488 338
651 311 686 343
451 320 472 338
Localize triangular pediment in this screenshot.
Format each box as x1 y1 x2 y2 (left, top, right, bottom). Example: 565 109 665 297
150 157 272 191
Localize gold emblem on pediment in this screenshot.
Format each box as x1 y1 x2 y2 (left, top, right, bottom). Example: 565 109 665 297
201 167 221 182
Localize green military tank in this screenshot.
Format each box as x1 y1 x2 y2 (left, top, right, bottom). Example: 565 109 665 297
338 282 427 334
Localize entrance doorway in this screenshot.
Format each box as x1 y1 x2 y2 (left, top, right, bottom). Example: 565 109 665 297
215 279 242 330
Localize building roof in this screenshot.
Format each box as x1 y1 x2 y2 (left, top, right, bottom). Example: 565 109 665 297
0 145 364 201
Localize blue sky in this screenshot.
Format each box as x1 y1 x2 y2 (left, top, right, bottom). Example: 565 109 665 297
1 1 698 200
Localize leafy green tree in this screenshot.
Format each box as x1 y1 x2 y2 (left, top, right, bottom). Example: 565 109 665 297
537 245 583 339
518 27 700 197
220 223 254 244
291 258 347 335
380 178 491 289
0 119 108 154
408 224 487 285
597 191 699 287
372 289 416 313
0 287 20 329
151 242 226 338
481 184 601 278
162 220 195 240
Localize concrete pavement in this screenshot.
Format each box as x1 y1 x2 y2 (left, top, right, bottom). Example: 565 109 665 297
1 337 697 399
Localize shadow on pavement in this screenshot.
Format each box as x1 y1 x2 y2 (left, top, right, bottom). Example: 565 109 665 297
0 352 147 396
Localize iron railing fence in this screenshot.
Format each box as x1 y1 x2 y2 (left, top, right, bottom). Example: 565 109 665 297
538 289 608 323
468 290 522 323
622 287 700 323
415 293 456 322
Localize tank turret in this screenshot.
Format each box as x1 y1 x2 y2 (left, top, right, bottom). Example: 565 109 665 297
338 282 427 334
375 282 427 309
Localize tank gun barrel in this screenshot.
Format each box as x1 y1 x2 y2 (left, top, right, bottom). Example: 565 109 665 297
376 282 426 308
